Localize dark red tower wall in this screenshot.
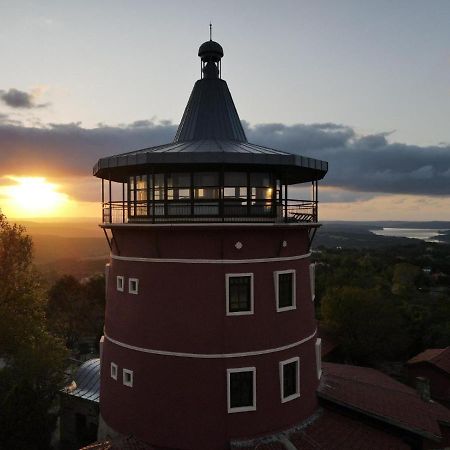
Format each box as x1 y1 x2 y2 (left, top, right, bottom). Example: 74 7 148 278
100 224 320 449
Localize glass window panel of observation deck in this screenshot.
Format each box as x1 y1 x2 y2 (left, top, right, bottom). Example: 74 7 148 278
128 177 136 216
193 172 219 216
224 172 247 192
223 172 248 216
167 173 191 216
128 175 149 216
194 172 219 199
167 173 191 200
154 174 165 200
250 173 273 216
135 175 149 216
153 173 165 216
250 172 272 199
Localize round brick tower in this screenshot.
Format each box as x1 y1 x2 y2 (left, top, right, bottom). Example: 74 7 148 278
94 37 328 450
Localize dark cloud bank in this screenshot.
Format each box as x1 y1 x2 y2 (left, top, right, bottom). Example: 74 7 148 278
0 88 48 109
0 118 449 200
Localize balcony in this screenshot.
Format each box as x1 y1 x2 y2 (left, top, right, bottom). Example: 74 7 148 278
101 199 318 225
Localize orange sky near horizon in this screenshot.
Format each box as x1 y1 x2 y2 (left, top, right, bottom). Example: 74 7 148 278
0 176 98 220
1 175 450 223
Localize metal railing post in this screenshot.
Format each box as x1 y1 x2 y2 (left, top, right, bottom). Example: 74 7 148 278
101 179 104 223
122 183 125 224
284 184 288 223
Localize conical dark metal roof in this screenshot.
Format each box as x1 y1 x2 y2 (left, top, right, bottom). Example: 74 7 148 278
174 78 247 142
93 38 328 185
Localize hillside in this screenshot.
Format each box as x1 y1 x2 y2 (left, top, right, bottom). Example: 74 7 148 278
12 219 450 280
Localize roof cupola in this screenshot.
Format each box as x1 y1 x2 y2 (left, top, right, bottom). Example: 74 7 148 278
93 35 328 226
198 24 224 79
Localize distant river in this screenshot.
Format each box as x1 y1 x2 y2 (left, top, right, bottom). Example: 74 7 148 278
370 228 448 242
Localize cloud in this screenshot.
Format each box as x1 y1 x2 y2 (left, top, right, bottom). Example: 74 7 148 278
245 123 450 196
0 88 49 109
0 119 449 203
0 120 177 179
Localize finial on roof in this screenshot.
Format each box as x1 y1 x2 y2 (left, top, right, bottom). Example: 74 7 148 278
198 27 223 79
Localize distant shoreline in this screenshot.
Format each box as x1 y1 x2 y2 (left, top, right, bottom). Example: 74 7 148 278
370 227 450 242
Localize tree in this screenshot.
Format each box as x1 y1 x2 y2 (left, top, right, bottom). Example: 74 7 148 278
0 214 67 450
392 262 420 296
321 286 410 364
47 274 105 350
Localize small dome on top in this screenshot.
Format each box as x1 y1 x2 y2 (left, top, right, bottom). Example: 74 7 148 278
198 40 224 62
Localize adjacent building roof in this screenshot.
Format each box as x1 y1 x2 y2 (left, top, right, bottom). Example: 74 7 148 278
407 347 450 375
318 362 450 441
64 358 100 403
230 408 410 450
288 408 410 450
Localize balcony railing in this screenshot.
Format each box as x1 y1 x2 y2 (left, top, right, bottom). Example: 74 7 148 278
102 199 318 224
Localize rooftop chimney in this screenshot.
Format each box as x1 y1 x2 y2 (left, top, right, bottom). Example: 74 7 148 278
415 376 431 402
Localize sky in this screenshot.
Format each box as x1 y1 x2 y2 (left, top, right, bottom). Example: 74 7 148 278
0 0 449 221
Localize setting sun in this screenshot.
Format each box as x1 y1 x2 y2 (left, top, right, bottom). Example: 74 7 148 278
2 176 69 217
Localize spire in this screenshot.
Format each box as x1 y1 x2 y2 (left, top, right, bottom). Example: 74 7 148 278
209 22 212 41
173 39 247 143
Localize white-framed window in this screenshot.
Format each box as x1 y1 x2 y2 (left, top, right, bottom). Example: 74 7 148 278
310 263 316 301
279 357 300 403
123 369 133 387
274 269 296 312
227 367 256 413
226 273 254 316
110 362 118 380
315 338 322 379
116 275 124 292
128 278 139 295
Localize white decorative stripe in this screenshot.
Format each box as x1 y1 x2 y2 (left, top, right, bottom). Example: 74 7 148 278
111 252 311 264
104 329 317 359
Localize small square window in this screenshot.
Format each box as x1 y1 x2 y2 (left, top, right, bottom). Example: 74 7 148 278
227 367 256 413
129 278 139 295
315 338 322 379
280 357 300 402
116 276 124 292
110 362 118 380
123 369 133 387
226 274 254 315
275 270 296 312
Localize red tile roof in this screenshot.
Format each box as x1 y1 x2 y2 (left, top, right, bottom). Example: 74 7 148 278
230 408 410 450
290 409 410 450
318 362 450 441
408 347 450 375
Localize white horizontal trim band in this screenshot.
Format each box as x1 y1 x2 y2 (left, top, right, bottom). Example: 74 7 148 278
111 252 311 264
104 328 317 359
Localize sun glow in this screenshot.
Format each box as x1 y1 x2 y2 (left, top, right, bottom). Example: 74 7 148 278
2 176 69 217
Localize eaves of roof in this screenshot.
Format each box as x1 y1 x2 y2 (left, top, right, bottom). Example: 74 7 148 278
318 362 450 442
